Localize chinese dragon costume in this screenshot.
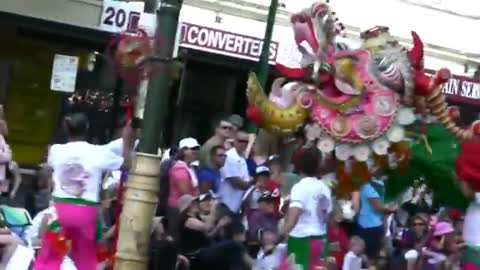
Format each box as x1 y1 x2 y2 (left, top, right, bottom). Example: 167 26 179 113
245 1 480 269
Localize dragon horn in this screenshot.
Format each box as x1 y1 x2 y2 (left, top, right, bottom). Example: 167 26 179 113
408 31 424 70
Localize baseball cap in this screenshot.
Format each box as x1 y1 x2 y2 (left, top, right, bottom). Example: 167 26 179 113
178 137 200 149
258 192 275 203
228 114 244 129
255 166 270 176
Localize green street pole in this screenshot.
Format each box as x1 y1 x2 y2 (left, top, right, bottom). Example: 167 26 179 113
247 0 278 133
114 1 182 269
139 0 182 153
256 0 279 89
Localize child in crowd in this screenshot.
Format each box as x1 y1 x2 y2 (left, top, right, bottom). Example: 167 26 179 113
265 156 283 218
342 236 375 270
328 204 349 269
197 191 215 221
246 192 279 256
420 221 455 270
254 229 287 270
242 166 271 218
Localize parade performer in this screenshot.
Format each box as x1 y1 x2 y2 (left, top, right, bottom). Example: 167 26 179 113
280 147 334 270
34 113 136 270
456 140 480 270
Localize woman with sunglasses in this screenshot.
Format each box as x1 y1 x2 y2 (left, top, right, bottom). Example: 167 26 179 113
166 138 201 240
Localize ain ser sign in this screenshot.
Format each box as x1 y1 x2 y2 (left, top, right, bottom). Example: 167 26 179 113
441 75 480 106
180 23 279 64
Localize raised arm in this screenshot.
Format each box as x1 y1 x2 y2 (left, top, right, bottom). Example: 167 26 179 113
0 136 11 163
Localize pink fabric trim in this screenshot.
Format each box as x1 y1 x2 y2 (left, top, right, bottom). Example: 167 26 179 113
309 239 324 270
275 64 309 79
35 202 98 270
463 262 480 270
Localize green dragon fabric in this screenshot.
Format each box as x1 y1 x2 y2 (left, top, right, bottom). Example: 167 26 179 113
385 124 468 210
463 246 480 267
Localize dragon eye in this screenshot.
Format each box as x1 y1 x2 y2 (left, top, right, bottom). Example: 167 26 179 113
376 57 392 71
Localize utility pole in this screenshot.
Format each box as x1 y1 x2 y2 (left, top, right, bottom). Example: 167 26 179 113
247 0 278 134
255 0 279 90
114 0 182 269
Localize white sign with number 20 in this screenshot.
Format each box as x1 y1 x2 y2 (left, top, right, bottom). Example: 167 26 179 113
99 0 144 33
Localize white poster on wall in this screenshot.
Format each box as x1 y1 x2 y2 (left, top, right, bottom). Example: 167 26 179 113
50 54 79 93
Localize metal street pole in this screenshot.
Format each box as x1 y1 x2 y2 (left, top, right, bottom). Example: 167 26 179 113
114 0 182 269
255 0 279 89
247 0 278 134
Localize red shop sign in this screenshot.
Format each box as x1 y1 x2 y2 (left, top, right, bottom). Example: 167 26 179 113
426 69 480 106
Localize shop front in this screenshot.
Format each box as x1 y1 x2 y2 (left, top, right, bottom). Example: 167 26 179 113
0 11 115 166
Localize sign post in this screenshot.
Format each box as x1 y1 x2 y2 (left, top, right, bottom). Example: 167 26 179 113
114 0 183 269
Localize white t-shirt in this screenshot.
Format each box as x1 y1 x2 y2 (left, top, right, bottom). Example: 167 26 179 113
342 251 362 270
48 141 124 203
219 148 250 213
103 138 139 189
104 138 139 157
289 177 332 237
463 201 480 246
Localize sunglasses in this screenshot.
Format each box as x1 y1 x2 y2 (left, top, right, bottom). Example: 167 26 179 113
236 139 249 144
216 154 227 158
189 146 200 151
221 125 233 130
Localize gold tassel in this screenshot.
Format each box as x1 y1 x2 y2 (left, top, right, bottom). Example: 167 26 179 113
421 134 433 155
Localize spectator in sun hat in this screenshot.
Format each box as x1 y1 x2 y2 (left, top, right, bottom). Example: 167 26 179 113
418 222 455 270
166 137 200 240
169 138 200 207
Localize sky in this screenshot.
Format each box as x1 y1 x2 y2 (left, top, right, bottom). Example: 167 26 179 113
237 0 480 55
